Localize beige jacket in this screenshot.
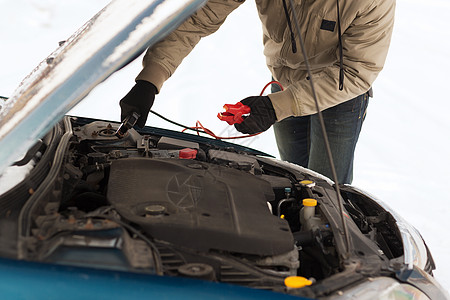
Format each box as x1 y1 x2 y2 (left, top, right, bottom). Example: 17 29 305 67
136 0 395 120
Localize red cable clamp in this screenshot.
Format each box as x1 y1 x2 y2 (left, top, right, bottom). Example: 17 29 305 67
217 102 251 125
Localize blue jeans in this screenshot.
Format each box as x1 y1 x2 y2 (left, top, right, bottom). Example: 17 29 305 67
272 90 369 184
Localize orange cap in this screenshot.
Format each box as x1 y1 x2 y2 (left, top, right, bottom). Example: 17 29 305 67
284 276 313 288
303 198 317 207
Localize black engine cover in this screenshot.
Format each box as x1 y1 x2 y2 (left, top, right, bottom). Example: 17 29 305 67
107 158 294 256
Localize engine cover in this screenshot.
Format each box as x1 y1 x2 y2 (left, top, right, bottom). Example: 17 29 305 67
107 158 294 256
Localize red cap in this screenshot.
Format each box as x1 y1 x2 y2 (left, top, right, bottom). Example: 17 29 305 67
179 148 198 159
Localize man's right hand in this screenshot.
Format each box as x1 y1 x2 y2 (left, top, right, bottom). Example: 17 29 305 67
119 80 157 128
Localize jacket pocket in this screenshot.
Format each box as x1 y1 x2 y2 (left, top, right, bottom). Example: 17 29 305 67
296 6 340 59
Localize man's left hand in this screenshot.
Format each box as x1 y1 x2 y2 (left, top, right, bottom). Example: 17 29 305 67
234 96 277 134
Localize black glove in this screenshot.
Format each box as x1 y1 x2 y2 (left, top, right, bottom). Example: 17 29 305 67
119 80 157 128
234 96 277 134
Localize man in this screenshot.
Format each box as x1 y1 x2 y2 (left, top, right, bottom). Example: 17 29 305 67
119 0 395 184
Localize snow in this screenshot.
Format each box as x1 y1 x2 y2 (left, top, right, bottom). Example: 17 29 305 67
1 0 449 293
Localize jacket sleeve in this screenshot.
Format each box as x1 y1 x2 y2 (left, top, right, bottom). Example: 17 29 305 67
136 0 244 92
269 0 396 120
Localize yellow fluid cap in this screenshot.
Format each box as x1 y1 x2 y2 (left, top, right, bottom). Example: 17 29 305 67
300 180 313 185
280 215 285 219
300 180 316 188
284 276 313 289
303 198 317 207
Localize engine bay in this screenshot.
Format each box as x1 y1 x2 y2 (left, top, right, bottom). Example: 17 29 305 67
4 117 405 296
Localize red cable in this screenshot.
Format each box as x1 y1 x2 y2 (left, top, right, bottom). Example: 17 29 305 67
185 81 284 140
260 81 284 96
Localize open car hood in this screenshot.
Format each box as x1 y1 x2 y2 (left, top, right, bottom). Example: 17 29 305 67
0 0 207 175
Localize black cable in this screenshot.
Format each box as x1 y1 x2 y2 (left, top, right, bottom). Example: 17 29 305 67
149 109 207 134
287 0 350 256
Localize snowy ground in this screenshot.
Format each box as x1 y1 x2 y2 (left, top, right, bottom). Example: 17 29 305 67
1 0 449 293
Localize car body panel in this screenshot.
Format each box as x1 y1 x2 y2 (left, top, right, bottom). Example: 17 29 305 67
0 257 306 300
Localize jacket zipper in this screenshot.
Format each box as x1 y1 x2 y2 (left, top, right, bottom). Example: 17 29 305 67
280 1 306 64
282 0 297 53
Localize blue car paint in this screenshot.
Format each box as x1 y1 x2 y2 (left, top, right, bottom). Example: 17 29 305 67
0 258 310 300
